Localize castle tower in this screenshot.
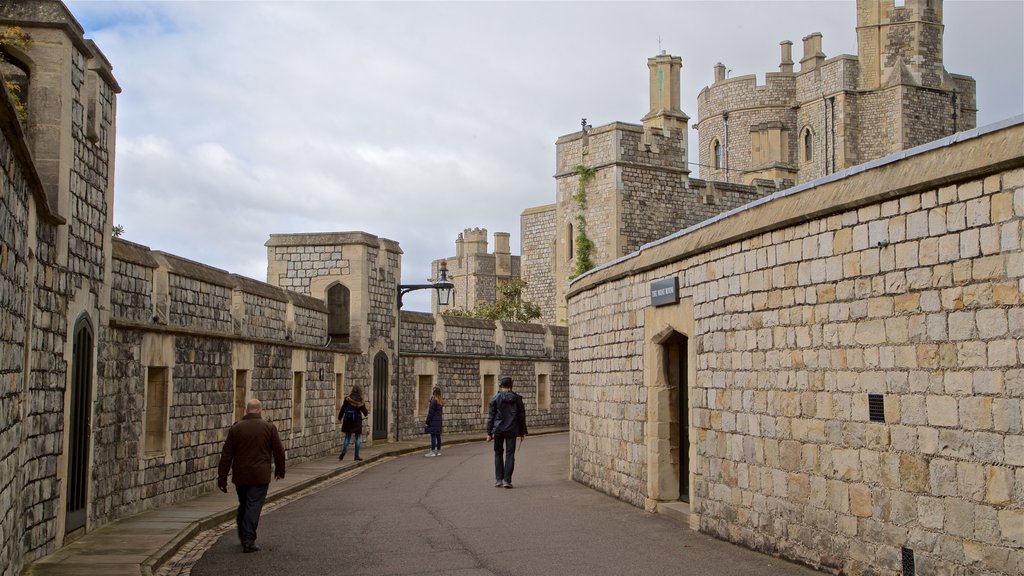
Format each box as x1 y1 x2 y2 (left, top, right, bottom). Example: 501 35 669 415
433 229 521 315
266 232 402 351
697 0 975 186
857 0 947 91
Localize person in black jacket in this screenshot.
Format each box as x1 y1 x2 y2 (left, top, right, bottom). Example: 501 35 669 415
339 384 369 461
486 376 528 488
424 386 444 457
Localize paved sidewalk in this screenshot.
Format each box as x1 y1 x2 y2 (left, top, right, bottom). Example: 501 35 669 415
25 427 565 576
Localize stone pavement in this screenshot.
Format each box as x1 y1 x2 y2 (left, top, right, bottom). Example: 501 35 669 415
24 428 565 576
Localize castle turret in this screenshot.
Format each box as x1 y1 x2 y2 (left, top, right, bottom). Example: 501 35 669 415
433 229 520 315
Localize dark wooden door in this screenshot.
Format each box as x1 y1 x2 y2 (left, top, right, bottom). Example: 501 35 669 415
66 317 93 533
372 352 388 440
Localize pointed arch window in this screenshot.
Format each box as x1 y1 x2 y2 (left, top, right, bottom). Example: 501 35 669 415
802 127 813 162
712 140 723 169
327 283 351 342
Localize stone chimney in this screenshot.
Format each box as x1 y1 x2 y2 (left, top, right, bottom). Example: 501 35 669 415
800 33 825 72
642 53 689 130
714 62 727 83
494 232 511 276
779 41 794 74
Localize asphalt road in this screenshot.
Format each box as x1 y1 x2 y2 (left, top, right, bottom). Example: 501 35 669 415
192 433 822 576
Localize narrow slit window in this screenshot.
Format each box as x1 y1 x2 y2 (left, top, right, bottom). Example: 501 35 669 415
482 374 496 414
293 372 304 434
537 374 550 411
145 367 169 456
417 375 433 416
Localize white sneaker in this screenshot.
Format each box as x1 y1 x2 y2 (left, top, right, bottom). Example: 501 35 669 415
424 450 436 457
434 450 441 456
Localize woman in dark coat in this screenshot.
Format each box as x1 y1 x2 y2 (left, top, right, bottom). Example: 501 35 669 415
423 386 444 457
339 384 369 461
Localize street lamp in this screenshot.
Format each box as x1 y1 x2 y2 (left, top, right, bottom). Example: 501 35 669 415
393 260 454 440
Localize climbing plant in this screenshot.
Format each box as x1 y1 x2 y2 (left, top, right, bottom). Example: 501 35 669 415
0 27 31 121
570 164 596 279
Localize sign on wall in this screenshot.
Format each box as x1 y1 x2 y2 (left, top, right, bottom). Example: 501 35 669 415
650 277 679 307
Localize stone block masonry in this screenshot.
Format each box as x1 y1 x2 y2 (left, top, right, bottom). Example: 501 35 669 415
566 118 1024 575
396 312 568 440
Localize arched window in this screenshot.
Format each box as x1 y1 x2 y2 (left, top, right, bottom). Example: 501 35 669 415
802 128 813 162
712 140 723 169
327 283 350 342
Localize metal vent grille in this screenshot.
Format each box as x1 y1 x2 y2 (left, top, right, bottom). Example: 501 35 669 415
868 394 885 423
902 547 915 576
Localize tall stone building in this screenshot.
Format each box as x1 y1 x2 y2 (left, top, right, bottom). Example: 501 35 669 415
696 0 976 185
521 54 780 324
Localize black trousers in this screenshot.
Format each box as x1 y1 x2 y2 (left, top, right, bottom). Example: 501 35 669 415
493 436 517 483
235 483 269 546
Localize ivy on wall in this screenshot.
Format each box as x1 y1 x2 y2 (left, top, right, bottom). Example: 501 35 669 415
0 27 31 121
570 164 596 279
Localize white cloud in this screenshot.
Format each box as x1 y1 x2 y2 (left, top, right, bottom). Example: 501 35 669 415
67 0 1024 311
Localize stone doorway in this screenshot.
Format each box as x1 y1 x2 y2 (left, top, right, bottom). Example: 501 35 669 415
371 352 389 440
65 315 94 534
662 332 690 502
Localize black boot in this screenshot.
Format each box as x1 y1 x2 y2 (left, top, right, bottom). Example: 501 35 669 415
339 449 346 461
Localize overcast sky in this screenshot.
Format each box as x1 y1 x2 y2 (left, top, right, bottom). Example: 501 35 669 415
64 0 1023 311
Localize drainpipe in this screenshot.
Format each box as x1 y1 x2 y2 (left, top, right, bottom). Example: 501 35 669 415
952 93 959 133
722 112 730 183
828 96 836 174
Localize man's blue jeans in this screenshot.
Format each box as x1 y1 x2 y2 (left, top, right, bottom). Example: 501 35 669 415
493 436 517 483
234 484 269 547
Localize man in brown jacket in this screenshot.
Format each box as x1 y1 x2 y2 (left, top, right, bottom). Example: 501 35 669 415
217 399 286 553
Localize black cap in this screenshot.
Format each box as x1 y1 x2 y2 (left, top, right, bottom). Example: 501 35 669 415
499 376 513 389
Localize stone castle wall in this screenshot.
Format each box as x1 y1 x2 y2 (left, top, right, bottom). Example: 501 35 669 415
92 239 342 523
565 119 1024 575
0 3 119 571
397 313 568 439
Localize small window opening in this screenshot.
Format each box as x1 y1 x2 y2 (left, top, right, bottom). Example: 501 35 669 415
145 367 169 456
868 394 885 423
417 375 433 416
803 128 813 162
292 372 304 434
537 374 550 411
901 547 915 576
482 374 496 414
713 140 723 169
